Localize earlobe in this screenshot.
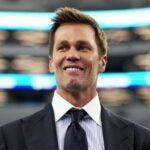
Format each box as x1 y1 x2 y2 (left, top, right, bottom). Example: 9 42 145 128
99 55 107 72
48 55 55 73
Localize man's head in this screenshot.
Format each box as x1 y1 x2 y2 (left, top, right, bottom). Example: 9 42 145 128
49 7 107 102
49 7 107 57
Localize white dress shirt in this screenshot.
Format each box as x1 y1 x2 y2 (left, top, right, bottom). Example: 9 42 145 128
52 91 105 150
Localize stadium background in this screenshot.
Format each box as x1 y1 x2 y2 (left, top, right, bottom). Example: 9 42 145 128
0 0 150 129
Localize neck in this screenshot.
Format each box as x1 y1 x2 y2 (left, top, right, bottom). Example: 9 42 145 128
56 88 97 107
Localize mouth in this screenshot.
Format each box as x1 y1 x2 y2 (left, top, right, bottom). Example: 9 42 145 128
64 66 84 72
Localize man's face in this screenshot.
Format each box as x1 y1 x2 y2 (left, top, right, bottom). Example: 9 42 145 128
49 23 107 94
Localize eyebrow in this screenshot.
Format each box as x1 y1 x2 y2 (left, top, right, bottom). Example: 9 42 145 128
57 40 69 45
76 40 92 47
57 40 92 47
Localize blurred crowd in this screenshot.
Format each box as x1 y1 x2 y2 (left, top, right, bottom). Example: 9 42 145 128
0 55 50 105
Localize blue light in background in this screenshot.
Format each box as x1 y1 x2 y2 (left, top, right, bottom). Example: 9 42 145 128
0 72 150 90
0 7 150 30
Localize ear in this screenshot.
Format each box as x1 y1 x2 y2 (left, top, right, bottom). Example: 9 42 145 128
48 55 55 73
98 55 107 72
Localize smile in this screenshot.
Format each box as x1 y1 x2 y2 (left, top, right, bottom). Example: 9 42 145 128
66 68 81 71
64 66 84 73
64 66 84 71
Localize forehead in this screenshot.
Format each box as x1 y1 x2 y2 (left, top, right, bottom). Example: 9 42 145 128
54 23 96 43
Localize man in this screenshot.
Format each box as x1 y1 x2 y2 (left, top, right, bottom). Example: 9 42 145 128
0 7 150 150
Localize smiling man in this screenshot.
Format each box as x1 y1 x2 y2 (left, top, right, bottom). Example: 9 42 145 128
0 7 150 150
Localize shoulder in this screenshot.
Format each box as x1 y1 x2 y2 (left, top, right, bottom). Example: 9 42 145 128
102 105 150 136
0 103 54 149
108 107 150 130
0 109 44 150
113 110 150 133
0 103 51 135
116 113 150 149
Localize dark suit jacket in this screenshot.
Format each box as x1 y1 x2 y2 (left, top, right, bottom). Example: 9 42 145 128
0 103 150 150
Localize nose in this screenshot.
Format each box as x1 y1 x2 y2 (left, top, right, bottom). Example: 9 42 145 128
66 48 80 62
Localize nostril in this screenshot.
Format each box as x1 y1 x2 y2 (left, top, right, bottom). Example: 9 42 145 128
66 55 80 61
67 58 79 62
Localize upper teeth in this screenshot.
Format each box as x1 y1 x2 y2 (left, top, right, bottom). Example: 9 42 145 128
66 67 80 71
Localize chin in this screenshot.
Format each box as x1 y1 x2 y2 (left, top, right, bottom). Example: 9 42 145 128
65 83 81 92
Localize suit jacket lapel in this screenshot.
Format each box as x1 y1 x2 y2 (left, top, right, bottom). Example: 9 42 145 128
22 103 59 150
101 105 133 150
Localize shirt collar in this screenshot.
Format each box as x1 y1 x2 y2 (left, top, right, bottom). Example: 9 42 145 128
52 91 101 126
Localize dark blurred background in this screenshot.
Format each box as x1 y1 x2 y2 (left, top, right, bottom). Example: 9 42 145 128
0 0 150 129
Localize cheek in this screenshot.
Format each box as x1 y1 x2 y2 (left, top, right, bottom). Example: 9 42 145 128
85 58 99 75
89 55 99 66
52 54 65 70
92 59 100 73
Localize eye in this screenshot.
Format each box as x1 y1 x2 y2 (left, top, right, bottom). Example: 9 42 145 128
77 45 91 51
58 46 65 50
57 45 68 51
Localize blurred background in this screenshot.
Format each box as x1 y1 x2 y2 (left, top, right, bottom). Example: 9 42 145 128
0 0 150 128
